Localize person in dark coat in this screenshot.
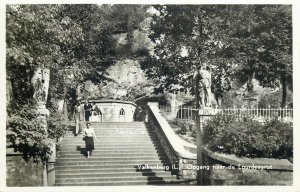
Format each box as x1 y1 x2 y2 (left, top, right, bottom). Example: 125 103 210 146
83 100 92 122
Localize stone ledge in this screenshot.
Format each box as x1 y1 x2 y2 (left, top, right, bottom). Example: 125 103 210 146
148 103 196 159
203 148 293 171
80 99 137 107
179 144 292 171
6 148 22 155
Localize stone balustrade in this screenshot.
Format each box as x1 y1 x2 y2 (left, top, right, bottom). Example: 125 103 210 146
147 102 293 185
147 102 197 183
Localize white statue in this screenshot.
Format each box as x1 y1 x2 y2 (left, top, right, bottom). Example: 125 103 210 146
31 67 50 105
194 63 212 108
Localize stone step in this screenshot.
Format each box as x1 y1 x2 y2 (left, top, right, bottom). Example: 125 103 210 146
61 140 157 145
68 128 156 134
55 175 178 183
60 142 157 147
57 151 166 156
91 130 152 134
55 163 172 170
92 127 148 130
63 134 155 138
60 145 162 150
56 153 167 161
61 137 157 142
86 122 146 125
58 148 164 154
55 122 179 186
55 178 183 186
55 167 172 173
56 156 168 162
56 160 170 166
90 127 151 129
55 170 174 179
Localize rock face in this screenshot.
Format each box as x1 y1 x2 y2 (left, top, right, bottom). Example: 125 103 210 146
112 28 154 56
83 59 154 101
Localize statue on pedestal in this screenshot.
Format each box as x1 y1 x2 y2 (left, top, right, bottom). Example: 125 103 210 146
31 67 50 107
194 63 212 109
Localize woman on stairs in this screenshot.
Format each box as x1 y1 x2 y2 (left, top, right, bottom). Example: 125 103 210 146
83 122 98 158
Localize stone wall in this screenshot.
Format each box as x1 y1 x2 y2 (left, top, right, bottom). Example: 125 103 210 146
80 100 136 122
147 102 197 183
202 150 293 185
6 149 44 186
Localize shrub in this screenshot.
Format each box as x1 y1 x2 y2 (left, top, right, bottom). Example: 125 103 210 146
202 115 293 159
169 119 195 135
258 89 293 108
6 101 68 163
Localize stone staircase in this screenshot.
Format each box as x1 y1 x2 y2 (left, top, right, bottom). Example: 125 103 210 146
55 122 181 186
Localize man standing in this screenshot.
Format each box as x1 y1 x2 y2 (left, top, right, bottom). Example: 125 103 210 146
84 100 92 122
74 102 81 136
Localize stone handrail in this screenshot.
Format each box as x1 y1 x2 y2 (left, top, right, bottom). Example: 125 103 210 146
147 102 196 159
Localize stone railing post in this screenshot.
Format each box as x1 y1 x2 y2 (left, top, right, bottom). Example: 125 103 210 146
32 67 55 186
196 115 203 185
196 107 215 185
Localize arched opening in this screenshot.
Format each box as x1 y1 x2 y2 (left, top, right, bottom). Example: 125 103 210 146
119 108 125 121
120 108 125 115
90 109 103 122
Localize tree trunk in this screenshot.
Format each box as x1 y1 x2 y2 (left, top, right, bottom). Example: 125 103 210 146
281 73 287 108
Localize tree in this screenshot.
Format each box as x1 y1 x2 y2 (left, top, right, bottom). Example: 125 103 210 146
229 5 292 107
6 4 152 163
143 5 238 94
6 4 87 163
143 5 292 107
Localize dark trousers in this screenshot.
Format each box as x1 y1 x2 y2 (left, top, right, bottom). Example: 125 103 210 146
85 111 90 121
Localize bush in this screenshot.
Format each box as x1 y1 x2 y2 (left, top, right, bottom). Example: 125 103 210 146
6 101 68 163
169 119 195 135
202 115 293 159
258 89 293 108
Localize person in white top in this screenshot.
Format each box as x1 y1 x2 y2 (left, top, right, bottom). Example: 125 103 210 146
83 122 98 158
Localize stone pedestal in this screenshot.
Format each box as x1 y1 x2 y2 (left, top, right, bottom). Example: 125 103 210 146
196 107 215 185
34 106 55 186
198 107 216 115
47 142 56 186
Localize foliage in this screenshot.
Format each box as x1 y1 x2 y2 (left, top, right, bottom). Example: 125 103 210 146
258 89 293 108
202 115 293 159
217 91 245 108
6 101 68 163
143 5 292 107
169 119 196 135
108 5 150 56
6 4 154 165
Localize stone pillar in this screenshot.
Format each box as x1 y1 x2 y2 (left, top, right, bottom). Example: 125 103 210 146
170 93 177 118
31 67 55 186
196 115 204 185
196 107 215 185
47 141 56 186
